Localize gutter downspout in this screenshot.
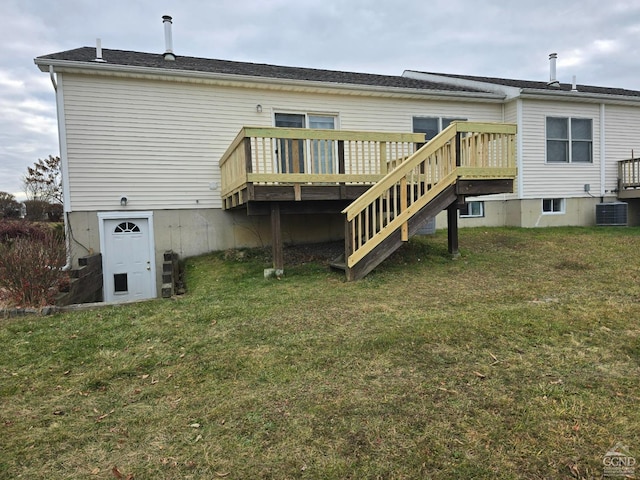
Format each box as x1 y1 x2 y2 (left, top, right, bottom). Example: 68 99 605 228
49 65 72 271
600 103 606 198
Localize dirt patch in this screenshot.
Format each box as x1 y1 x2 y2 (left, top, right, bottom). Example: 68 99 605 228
282 241 343 265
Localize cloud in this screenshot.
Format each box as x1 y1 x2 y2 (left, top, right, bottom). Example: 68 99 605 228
2 0 640 196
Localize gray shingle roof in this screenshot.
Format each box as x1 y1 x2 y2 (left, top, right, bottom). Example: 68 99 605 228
38 47 640 98
36 47 493 94
420 72 640 97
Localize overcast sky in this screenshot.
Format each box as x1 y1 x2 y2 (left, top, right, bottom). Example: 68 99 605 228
3 0 640 200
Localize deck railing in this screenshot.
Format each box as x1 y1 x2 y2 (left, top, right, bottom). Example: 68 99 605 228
342 122 517 269
619 158 640 190
219 127 426 200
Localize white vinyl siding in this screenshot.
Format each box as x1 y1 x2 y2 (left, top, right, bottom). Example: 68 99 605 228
61 73 504 211
519 99 601 199
604 104 640 194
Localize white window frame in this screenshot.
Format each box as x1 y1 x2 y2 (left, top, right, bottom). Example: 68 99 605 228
545 116 593 164
273 111 339 174
459 200 484 218
542 198 565 215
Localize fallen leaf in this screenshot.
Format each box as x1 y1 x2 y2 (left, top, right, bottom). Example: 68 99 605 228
215 473 230 477
141 374 149 380
189 423 201 428
53 410 65 416
474 371 486 379
91 467 100 475
112 466 123 479
97 409 115 422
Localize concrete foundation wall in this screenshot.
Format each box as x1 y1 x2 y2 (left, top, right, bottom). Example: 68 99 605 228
433 197 615 229
625 199 640 226
68 209 344 294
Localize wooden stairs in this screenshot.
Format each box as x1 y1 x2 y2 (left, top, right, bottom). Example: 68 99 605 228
335 122 517 280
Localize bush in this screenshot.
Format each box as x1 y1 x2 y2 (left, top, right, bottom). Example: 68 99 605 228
0 230 67 307
0 220 50 243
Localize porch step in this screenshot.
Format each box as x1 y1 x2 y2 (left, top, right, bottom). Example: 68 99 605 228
329 253 346 272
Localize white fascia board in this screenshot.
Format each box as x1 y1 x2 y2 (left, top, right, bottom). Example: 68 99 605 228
403 70 518 100
519 89 640 106
34 58 505 102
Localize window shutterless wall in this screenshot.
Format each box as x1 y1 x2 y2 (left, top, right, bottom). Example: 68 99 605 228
519 99 601 199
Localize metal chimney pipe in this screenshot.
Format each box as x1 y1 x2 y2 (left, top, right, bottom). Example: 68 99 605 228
162 15 176 61
93 38 107 63
548 53 560 87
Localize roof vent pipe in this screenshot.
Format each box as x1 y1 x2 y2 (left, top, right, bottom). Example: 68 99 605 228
162 15 176 61
93 38 107 63
571 75 578 92
548 53 560 87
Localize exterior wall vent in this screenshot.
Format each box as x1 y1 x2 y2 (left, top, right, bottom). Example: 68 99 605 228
596 202 628 226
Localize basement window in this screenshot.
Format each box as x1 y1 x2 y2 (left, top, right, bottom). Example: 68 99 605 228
542 198 565 214
460 201 484 218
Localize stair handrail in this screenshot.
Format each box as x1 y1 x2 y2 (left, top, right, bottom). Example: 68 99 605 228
342 121 517 269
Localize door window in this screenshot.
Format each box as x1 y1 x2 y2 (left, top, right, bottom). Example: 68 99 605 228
275 113 337 174
275 113 305 173
308 115 336 174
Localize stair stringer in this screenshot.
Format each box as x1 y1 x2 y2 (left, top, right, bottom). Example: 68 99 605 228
345 184 458 281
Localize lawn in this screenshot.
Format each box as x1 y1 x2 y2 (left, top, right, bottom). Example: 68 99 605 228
1 227 639 479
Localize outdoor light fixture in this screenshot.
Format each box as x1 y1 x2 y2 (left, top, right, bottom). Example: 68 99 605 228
256 104 262 113
120 196 128 206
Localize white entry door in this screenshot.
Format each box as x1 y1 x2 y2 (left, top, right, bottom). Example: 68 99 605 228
99 213 156 303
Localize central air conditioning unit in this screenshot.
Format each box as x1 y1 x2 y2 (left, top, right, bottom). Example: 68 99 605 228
595 202 628 226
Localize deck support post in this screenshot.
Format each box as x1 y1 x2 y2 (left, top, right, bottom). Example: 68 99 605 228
447 201 460 259
270 202 284 276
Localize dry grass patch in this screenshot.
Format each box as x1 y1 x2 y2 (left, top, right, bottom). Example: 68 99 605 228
1 227 639 479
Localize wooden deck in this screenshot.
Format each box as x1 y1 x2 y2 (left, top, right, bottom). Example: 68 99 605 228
219 127 425 209
219 122 517 279
618 158 640 199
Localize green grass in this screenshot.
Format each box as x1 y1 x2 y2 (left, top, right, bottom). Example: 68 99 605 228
1 227 639 479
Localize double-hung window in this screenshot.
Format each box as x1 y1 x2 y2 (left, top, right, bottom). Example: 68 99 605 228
546 117 593 163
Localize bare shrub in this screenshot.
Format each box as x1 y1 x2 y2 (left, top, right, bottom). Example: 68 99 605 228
0 220 49 243
0 230 67 307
